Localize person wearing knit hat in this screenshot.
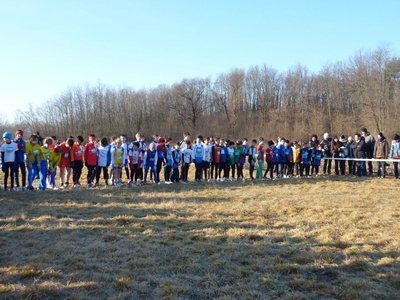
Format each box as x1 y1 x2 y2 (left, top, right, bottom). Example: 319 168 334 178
1 132 19 191
14 130 27 191
320 132 332 175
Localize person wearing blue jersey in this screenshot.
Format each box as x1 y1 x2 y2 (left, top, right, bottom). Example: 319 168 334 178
143 142 159 184
219 139 228 181
300 142 312 177
283 140 293 178
164 138 174 184
203 137 212 182
181 140 192 183
14 130 27 191
346 136 356 175
171 142 181 183
192 135 205 182
275 140 286 178
312 145 323 176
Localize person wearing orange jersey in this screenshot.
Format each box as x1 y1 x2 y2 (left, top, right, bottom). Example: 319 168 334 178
71 136 84 188
84 134 98 188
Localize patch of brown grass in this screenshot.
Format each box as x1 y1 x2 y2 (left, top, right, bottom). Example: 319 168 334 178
0 173 399 299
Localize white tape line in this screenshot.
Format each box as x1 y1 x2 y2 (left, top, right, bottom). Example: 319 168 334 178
323 157 400 162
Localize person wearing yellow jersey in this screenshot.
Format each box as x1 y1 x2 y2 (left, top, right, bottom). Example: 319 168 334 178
48 145 62 190
25 134 42 190
292 141 301 177
110 138 125 187
38 137 52 190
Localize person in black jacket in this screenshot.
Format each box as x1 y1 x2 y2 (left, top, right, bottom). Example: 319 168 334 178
352 133 366 177
320 133 332 175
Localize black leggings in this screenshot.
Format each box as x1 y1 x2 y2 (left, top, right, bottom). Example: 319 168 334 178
87 165 96 184
72 161 83 184
96 167 109 184
14 162 26 187
3 162 15 189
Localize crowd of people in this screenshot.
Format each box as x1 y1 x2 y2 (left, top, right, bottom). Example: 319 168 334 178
1 128 400 192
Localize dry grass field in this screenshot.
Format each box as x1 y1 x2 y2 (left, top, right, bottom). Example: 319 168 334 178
1 170 400 299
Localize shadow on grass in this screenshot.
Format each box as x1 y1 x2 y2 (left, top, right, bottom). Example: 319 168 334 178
0 179 399 299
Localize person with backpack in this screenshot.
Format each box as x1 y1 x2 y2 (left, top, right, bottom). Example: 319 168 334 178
389 134 400 179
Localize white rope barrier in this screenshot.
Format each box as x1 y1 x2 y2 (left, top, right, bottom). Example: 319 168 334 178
323 157 400 163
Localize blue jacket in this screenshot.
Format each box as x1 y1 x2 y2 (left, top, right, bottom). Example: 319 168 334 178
14 139 26 163
276 144 286 163
312 149 322 166
301 148 312 164
283 146 292 162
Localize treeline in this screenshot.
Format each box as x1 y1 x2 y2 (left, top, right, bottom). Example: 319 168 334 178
13 45 400 142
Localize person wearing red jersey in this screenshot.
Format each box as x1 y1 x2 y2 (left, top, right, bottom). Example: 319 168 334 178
211 140 221 181
263 140 274 179
71 136 84 188
59 138 74 189
84 134 98 188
